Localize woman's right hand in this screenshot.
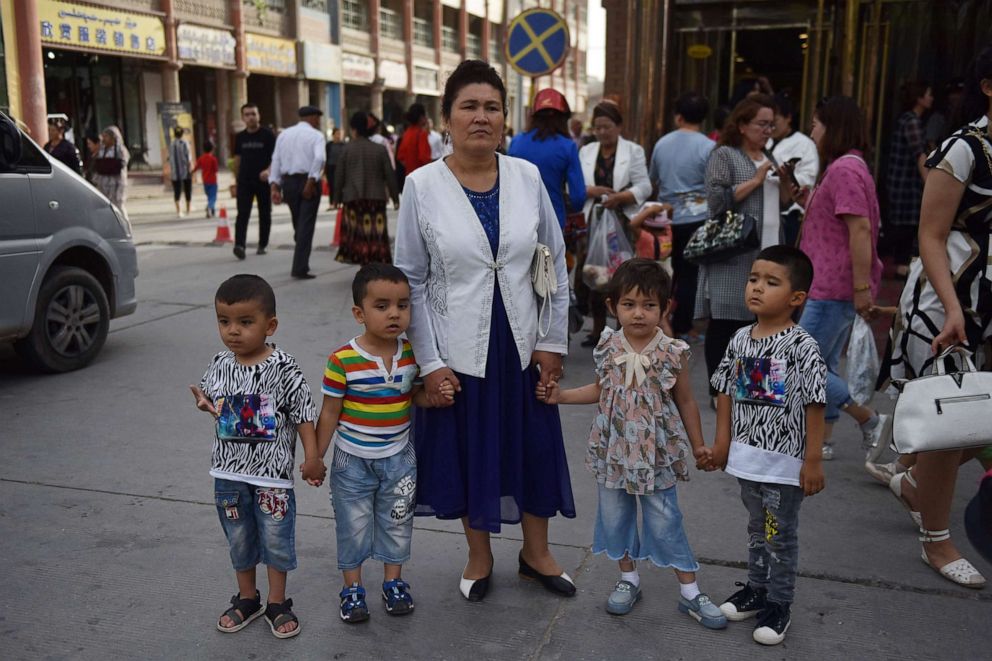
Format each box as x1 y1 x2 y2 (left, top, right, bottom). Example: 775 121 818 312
753 161 774 183
424 368 461 408
587 185 615 199
932 306 968 354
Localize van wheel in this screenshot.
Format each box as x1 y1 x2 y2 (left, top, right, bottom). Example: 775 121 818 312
15 266 110 372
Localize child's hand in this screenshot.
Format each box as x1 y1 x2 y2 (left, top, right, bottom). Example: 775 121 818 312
710 444 729 471
535 381 560 404
693 446 715 471
301 457 326 486
189 385 217 416
800 460 825 496
439 378 455 402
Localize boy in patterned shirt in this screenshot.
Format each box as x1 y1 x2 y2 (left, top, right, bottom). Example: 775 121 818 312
190 274 324 639
710 246 827 646
315 263 453 623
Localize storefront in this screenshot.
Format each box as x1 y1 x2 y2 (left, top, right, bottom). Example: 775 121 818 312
244 32 299 129
379 59 409 128
413 64 441 123
176 23 236 159
38 0 165 167
302 41 343 130
342 52 376 119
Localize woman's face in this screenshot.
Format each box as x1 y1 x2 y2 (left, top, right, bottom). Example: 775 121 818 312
86 138 99 154
740 107 775 150
919 87 934 110
47 124 62 143
445 83 504 155
810 113 825 150
101 131 114 147
592 116 621 148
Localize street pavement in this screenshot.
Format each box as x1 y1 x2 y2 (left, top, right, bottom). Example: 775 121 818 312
0 193 989 660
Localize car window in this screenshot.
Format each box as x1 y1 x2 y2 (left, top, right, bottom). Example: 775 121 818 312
17 133 52 173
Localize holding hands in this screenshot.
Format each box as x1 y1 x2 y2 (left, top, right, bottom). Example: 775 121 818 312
535 380 560 404
300 457 327 487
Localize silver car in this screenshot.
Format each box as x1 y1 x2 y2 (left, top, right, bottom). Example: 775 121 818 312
0 111 137 372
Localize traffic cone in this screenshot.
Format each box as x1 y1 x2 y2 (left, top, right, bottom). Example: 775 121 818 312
331 207 343 247
214 206 233 243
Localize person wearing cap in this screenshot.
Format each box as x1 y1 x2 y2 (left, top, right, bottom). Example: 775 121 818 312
44 116 81 174
269 106 327 279
507 88 586 229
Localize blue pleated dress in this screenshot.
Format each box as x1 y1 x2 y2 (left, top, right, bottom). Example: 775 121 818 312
412 180 577 533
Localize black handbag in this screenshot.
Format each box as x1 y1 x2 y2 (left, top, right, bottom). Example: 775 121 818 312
682 208 760 265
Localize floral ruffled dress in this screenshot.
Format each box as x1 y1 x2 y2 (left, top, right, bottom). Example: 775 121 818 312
588 327 691 495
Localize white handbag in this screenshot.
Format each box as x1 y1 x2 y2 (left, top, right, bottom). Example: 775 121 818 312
531 243 557 338
891 346 992 454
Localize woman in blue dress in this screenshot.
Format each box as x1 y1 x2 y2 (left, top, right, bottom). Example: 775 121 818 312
394 60 576 601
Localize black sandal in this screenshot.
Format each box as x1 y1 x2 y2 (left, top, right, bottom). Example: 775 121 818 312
265 598 301 639
216 590 264 633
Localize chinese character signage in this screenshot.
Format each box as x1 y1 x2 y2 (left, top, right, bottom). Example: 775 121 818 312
245 33 298 77
177 24 236 68
38 1 165 57
341 53 375 84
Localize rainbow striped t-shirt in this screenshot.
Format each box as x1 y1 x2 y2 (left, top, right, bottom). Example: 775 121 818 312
322 338 421 459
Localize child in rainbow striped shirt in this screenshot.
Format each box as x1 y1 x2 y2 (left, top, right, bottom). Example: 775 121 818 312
315 263 454 624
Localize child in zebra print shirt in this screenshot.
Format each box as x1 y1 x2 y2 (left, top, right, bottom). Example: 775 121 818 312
711 246 827 646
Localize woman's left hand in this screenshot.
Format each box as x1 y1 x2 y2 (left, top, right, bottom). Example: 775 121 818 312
531 351 563 389
601 193 623 210
854 290 874 318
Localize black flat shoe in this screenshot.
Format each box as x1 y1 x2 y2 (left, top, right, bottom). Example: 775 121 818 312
459 563 493 602
518 552 575 597
256 247 267 255
292 272 316 280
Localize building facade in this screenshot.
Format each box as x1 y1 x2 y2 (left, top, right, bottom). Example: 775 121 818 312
2 0 588 171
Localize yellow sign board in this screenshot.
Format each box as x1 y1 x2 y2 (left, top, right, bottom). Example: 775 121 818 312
38 1 165 57
687 44 713 60
245 33 298 77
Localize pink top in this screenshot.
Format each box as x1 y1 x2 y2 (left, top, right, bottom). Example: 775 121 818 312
800 151 883 300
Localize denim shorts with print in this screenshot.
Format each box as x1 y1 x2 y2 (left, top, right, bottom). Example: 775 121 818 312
215 478 297 572
592 483 700 572
330 443 417 570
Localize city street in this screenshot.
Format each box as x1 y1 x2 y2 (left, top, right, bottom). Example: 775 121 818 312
1 201 989 660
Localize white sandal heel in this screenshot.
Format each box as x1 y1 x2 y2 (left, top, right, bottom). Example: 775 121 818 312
888 470 922 527
919 528 986 589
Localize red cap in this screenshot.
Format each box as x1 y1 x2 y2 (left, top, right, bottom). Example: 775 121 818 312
533 88 570 115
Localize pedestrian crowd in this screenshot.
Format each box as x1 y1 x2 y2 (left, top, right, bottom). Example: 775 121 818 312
182 49 992 646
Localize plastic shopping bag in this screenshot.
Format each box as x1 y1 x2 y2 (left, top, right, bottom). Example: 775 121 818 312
846 316 880 405
582 206 633 292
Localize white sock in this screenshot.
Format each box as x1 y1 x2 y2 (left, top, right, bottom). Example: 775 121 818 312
679 581 701 600
620 570 640 588
860 412 879 431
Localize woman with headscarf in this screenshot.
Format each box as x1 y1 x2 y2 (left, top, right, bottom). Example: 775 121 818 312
92 126 129 214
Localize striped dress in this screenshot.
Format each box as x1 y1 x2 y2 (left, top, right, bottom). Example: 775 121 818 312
322 338 421 458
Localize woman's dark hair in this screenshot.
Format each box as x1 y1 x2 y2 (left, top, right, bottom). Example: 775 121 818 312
608 258 672 308
350 111 372 138
963 44 992 122
405 103 427 125
900 80 931 112
674 92 709 125
814 96 868 165
173 126 184 139
718 94 776 147
592 101 623 126
530 109 569 141
441 60 507 120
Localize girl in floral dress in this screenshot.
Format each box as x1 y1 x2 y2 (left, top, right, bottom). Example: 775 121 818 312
538 258 726 628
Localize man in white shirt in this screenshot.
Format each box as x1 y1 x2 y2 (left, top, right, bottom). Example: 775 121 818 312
426 118 443 161
767 94 819 246
269 106 326 279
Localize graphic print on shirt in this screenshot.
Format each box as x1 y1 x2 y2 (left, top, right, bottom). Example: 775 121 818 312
733 356 787 407
215 394 277 441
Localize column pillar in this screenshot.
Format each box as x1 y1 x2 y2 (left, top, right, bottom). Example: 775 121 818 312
433 0 442 70
404 0 414 99
13 0 46 141
160 0 181 102
370 0 384 118
215 69 230 160
458 0 468 59
231 0 249 126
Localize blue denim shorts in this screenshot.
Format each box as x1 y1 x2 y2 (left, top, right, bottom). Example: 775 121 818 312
330 444 417 570
592 483 700 572
215 478 297 572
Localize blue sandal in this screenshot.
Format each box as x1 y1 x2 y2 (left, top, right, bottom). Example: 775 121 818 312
382 579 415 615
339 583 370 623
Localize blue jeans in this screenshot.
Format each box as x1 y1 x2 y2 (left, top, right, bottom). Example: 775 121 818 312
204 183 218 211
739 479 803 605
330 444 417 570
215 478 297 572
799 299 856 422
592 484 700 572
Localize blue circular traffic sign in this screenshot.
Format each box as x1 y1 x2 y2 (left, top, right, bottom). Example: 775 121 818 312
505 9 570 78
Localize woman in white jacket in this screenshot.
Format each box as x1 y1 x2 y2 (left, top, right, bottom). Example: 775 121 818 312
394 60 576 602
576 102 652 345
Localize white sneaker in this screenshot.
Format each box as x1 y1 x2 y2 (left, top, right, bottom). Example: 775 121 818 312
821 444 834 461
865 459 905 485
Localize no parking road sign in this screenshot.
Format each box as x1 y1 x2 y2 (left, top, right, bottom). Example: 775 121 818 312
505 8 570 78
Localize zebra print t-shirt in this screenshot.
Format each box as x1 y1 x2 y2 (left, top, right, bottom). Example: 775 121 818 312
200 346 317 488
712 324 826 486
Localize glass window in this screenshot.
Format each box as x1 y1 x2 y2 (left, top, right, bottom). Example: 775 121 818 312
413 17 433 47
18 133 52 171
442 26 458 53
380 7 402 40
342 0 369 31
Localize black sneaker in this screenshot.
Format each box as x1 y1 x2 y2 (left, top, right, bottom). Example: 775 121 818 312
752 601 791 646
233 245 246 260
718 581 767 621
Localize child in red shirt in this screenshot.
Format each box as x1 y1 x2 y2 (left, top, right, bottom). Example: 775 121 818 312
193 141 219 218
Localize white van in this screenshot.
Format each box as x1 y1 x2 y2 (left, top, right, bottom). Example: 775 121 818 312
0 111 137 372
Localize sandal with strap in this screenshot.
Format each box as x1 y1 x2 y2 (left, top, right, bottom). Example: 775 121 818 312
919 528 987 589
264 598 301 638
888 470 922 528
216 590 264 633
